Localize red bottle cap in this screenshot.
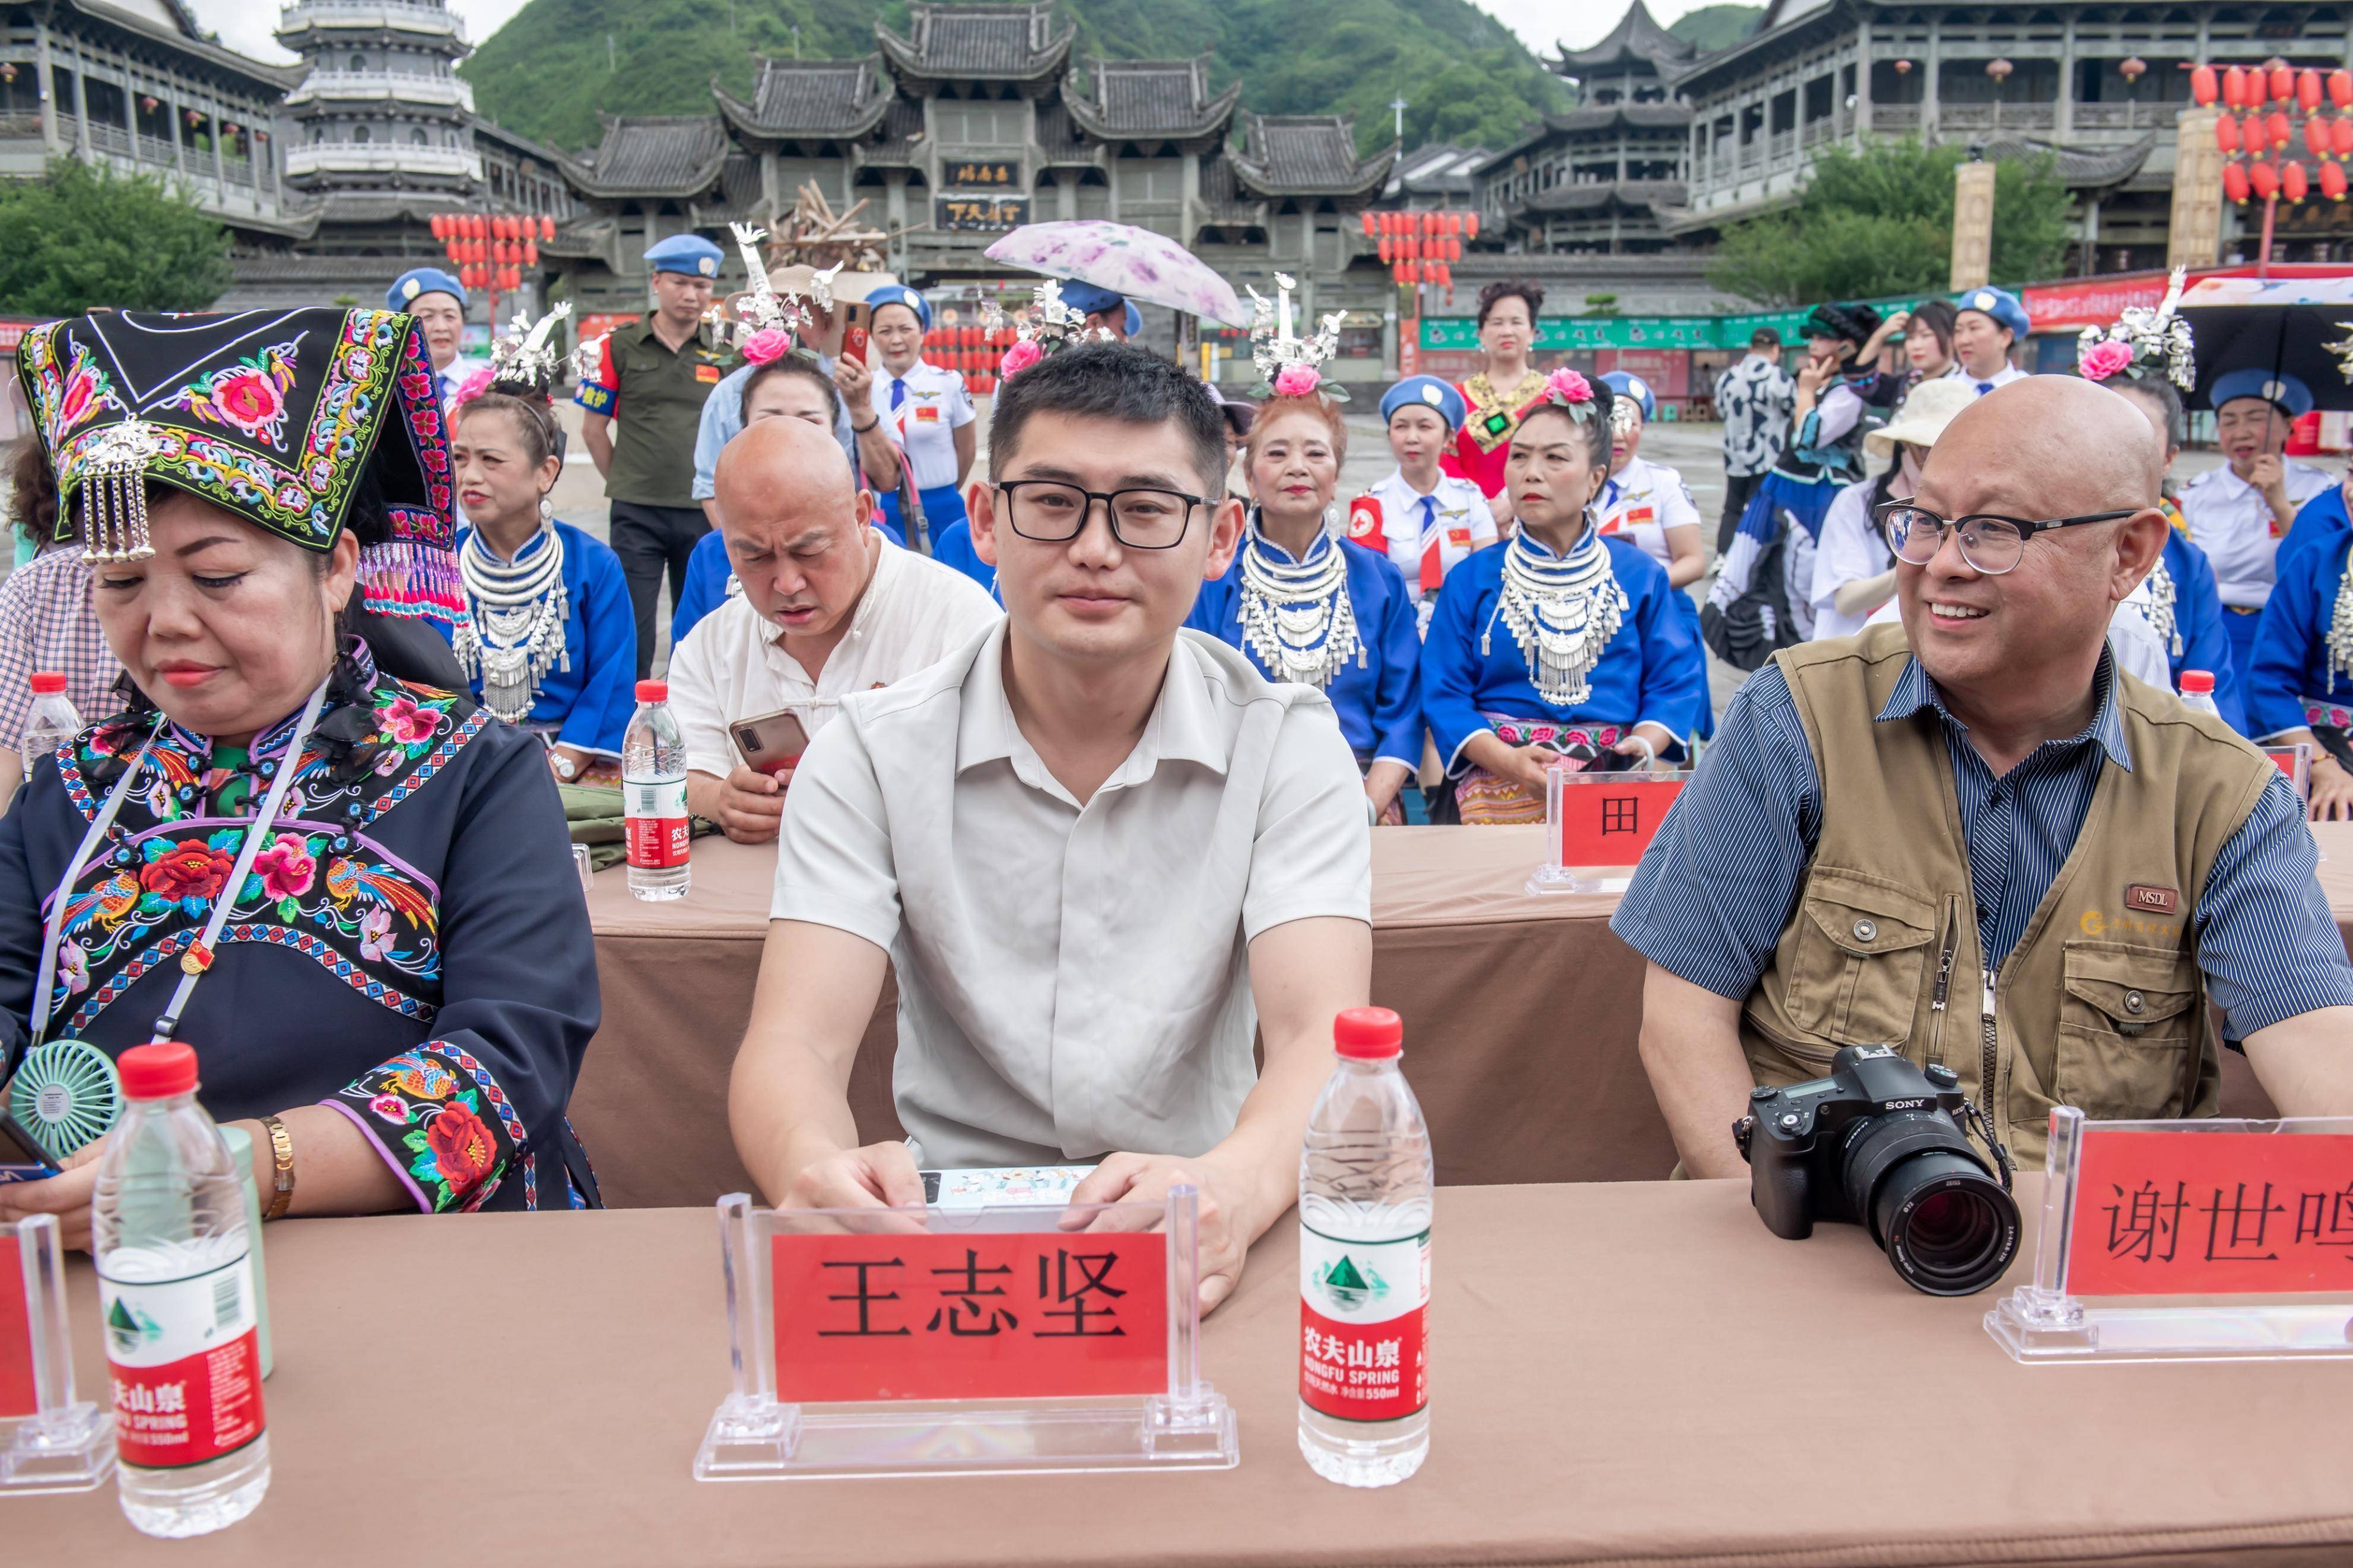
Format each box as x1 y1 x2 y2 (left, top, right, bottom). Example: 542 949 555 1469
29 671 65 695
635 680 668 703
118 1042 198 1100
1333 1006 1403 1060
2180 670 2215 694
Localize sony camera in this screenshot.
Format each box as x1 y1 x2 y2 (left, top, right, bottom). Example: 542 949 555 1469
1735 1045 2021 1296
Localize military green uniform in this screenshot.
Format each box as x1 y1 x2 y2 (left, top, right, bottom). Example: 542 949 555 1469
576 319 732 676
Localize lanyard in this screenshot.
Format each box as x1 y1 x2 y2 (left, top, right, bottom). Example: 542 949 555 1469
31 681 330 1048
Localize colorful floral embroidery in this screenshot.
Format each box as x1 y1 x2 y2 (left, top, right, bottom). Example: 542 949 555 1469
161 336 303 450
339 1047 523 1213
21 329 127 450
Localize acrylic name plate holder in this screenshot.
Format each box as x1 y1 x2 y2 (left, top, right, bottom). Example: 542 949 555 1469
1525 762 1687 896
696 1187 1238 1480
1988 1108 2353 1362
2263 742 2311 806
1 1214 115 1493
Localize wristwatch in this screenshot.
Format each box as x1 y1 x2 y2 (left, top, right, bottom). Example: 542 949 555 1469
549 750 580 781
258 1114 296 1221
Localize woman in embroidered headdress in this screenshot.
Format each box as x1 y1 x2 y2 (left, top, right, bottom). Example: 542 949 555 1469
1187 282 1421 822
1444 279 1549 529
2078 273 2246 733
0 307 600 1243
450 305 638 785
1421 370 1706 825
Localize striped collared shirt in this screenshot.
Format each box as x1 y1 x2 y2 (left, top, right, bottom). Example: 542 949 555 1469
1613 653 2353 1039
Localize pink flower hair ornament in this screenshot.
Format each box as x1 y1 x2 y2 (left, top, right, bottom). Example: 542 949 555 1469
739 328 795 367
452 365 496 405
1543 368 1593 405
2078 339 2135 382
1272 365 1322 399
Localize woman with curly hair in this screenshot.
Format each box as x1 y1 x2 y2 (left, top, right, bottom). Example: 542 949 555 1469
0 306 600 1246
1445 278 1551 530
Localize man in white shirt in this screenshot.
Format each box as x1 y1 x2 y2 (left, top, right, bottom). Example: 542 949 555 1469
2179 367 2337 675
1347 374 1495 634
730 344 1373 1312
1951 287 2030 396
670 418 1000 842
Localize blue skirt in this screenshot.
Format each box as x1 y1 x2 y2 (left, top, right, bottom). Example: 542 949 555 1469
877 482 970 553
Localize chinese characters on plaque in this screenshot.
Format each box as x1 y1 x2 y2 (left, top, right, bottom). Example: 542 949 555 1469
2069 1130 2353 1296
933 195 1031 233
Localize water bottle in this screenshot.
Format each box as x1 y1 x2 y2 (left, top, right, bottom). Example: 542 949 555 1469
1298 1006 1432 1488
20 670 82 761
2179 669 2221 718
93 1043 269 1538
623 678 691 901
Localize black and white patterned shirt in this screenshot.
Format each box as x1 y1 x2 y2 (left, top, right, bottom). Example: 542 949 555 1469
1713 354 1795 479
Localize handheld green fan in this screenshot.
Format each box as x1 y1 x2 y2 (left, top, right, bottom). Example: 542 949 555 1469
9 1038 123 1157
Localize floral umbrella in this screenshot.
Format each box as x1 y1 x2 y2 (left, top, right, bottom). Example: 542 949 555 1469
983 221 1247 328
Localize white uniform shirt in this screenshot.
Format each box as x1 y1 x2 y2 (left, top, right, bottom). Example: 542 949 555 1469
771 623 1372 1168
667 533 1002 781
1808 479 1892 640
863 358 975 491
1358 468 1495 606
1595 454 1701 573
1963 362 2027 397
2178 458 2336 609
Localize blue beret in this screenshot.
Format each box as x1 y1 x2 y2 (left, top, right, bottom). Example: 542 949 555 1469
865 285 932 331
643 234 724 278
387 268 465 311
1956 285 2030 341
1600 371 1655 422
1056 279 1123 317
1380 375 1465 431
2211 368 2314 419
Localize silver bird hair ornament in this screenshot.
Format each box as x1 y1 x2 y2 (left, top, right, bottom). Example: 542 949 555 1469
1246 273 1349 402
2076 267 2196 391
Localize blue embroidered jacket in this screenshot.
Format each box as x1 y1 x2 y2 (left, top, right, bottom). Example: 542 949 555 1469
455 519 639 757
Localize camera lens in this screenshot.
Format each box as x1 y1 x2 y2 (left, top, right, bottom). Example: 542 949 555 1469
1840 1114 2021 1296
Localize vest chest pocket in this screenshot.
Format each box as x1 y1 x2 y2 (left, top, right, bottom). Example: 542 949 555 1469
2055 942 2200 1120
1784 872 1939 1049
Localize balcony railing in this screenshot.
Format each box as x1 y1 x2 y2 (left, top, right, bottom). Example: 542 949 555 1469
287 70 474 110
0 112 42 138
1767 129 1795 164
1872 103 1923 130
2072 103 2156 130
284 142 481 180
1937 103 2057 131
277 3 467 43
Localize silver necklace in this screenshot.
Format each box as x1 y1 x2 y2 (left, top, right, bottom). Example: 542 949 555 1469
1489 524 1625 707
2143 556 2179 658
454 519 569 724
1237 517 1362 689
2329 539 2353 689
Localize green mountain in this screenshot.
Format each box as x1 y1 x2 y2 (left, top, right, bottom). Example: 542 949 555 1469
1668 5 1764 54
462 0 1567 159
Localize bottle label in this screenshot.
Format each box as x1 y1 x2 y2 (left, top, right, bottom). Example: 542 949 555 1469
623 777 690 868
1298 1224 1428 1422
99 1250 265 1470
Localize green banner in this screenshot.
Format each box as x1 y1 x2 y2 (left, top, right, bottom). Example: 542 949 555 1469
1423 292 1925 354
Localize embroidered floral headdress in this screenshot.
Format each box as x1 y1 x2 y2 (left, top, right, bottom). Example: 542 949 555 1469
2077 267 2196 390
1244 273 1349 403
15 307 460 626
458 301 573 403
720 222 840 367
983 278 1113 380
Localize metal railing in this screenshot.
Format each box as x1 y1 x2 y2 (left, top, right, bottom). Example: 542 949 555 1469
277 2 467 42
1872 103 1922 129
287 70 474 110
285 142 480 179
0 112 42 138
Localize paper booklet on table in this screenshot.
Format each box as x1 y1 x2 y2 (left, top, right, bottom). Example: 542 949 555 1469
1 1214 114 1493
1987 1106 2353 1363
696 1187 1238 1480
1526 762 1688 896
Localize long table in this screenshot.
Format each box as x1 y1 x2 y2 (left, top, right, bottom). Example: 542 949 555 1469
20 1181 2353 1565
577 825 2353 1210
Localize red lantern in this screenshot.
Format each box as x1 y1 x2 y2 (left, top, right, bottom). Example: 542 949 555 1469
1360 211 1375 237
2332 69 2353 109
2269 63 2294 104
2323 160 2349 201
2120 56 2147 84
540 214 557 241
1377 238 1392 264
139 93 158 113
2216 115 2241 154
2268 110 2292 150
2250 160 2279 201
429 214 446 240
1403 262 1420 285
2284 160 2310 202
2306 117 2330 159
444 241 461 263
1892 58 1913 76
522 240 538 266
2224 65 2249 107
1450 237 1463 262
470 214 488 239
1464 212 1479 240
2299 69 2324 112
2222 161 2251 203
2334 118 2353 159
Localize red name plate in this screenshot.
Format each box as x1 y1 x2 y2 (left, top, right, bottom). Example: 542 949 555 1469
770 1230 1167 1403
2068 1129 2353 1297
2264 746 2310 804
1554 777 1684 869
0 1233 33 1417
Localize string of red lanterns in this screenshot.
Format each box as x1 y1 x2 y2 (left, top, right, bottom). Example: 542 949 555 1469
1359 208 1478 290
2194 60 2353 208
427 211 560 294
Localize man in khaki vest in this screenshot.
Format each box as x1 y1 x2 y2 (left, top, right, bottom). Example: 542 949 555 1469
1616 377 2353 1177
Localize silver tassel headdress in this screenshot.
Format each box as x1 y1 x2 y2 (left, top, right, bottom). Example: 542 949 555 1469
721 222 837 363
1246 273 1349 402
485 300 573 395
983 278 1114 379
2076 267 2196 390
75 420 168 563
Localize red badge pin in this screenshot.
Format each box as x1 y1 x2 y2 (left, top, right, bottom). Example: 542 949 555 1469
1347 497 1383 545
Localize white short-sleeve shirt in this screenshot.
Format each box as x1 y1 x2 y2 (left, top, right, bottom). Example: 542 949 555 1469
770 624 1373 1168
1595 454 1701 572
2178 458 2337 610
666 532 1001 780
1357 468 1495 616
1808 479 1892 640
863 359 975 491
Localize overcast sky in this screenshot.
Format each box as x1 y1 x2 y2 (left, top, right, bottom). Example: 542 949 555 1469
190 0 1720 68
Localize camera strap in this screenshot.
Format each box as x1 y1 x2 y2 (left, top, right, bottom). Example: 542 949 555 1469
1960 1097 2015 1191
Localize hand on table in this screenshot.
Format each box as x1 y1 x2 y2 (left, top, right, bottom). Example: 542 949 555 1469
1067 1153 1272 1315
0 1134 107 1251
712 764 789 843
779 1140 928 1233
2310 755 2353 822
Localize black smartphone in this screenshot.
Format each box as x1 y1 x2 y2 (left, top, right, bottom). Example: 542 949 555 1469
0 1109 61 1184
1583 746 1646 774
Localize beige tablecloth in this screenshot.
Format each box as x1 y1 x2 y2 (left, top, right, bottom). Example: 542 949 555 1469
18 1182 2353 1566
576 825 2351 1210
